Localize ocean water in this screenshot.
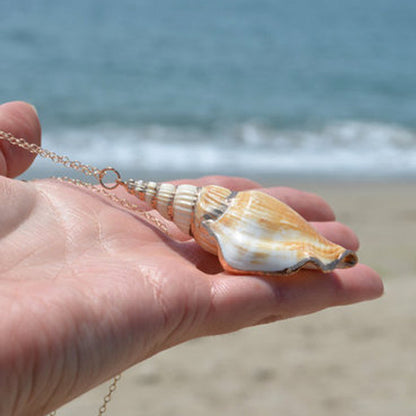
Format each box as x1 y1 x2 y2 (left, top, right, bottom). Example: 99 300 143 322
1 0 416 180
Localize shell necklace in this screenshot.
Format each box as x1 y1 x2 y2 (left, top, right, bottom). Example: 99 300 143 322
0 129 358 415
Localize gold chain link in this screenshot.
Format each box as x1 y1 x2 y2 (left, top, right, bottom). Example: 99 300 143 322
97 374 122 416
45 374 121 416
0 130 170 416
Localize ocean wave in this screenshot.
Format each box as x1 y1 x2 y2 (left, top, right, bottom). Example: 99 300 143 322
37 121 416 179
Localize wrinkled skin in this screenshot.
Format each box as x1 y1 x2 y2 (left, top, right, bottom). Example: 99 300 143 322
0 101 383 416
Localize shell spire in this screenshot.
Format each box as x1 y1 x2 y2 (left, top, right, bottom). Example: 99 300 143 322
123 179 199 234
121 180 358 276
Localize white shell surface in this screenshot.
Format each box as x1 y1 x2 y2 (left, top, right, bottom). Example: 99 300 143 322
199 189 356 275
172 184 198 234
156 183 176 219
144 181 158 206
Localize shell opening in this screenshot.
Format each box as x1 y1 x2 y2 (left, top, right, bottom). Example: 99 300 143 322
338 250 358 269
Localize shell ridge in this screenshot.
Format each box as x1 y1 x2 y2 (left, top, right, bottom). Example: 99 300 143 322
172 184 198 235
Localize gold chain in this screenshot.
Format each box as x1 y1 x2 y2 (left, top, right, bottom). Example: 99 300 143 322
54 177 170 235
97 375 122 416
0 130 170 235
0 130 170 416
45 374 121 416
0 130 101 177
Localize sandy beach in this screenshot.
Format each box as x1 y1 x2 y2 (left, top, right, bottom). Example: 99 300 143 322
55 180 416 416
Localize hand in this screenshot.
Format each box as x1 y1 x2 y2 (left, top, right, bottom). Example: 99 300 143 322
0 102 383 416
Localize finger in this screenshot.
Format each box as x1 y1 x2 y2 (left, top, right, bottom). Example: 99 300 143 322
202 264 383 336
172 175 261 190
261 186 336 222
171 179 335 224
170 219 360 250
254 265 383 322
110 175 262 241
111 175 260 217
311 221 360 250
0 101 41 178
113 177 339 244
172 177 336 223
159 219 360 277
162 220 360 278
134 188 347 245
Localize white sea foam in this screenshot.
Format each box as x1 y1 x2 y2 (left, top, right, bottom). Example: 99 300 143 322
36 121 416 179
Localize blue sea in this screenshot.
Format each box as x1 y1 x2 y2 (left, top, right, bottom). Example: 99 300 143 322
1 0 416 180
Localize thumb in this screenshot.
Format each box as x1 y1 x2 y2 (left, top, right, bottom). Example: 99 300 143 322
0 101 42 178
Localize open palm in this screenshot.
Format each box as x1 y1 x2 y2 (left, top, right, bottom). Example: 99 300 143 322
0 102 383 416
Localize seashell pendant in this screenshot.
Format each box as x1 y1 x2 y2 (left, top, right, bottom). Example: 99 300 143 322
121 180 358 276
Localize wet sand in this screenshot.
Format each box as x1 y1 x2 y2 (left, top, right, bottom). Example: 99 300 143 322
56 180 416 416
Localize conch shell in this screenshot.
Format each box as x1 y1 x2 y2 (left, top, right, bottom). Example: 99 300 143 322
121 180 358 276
